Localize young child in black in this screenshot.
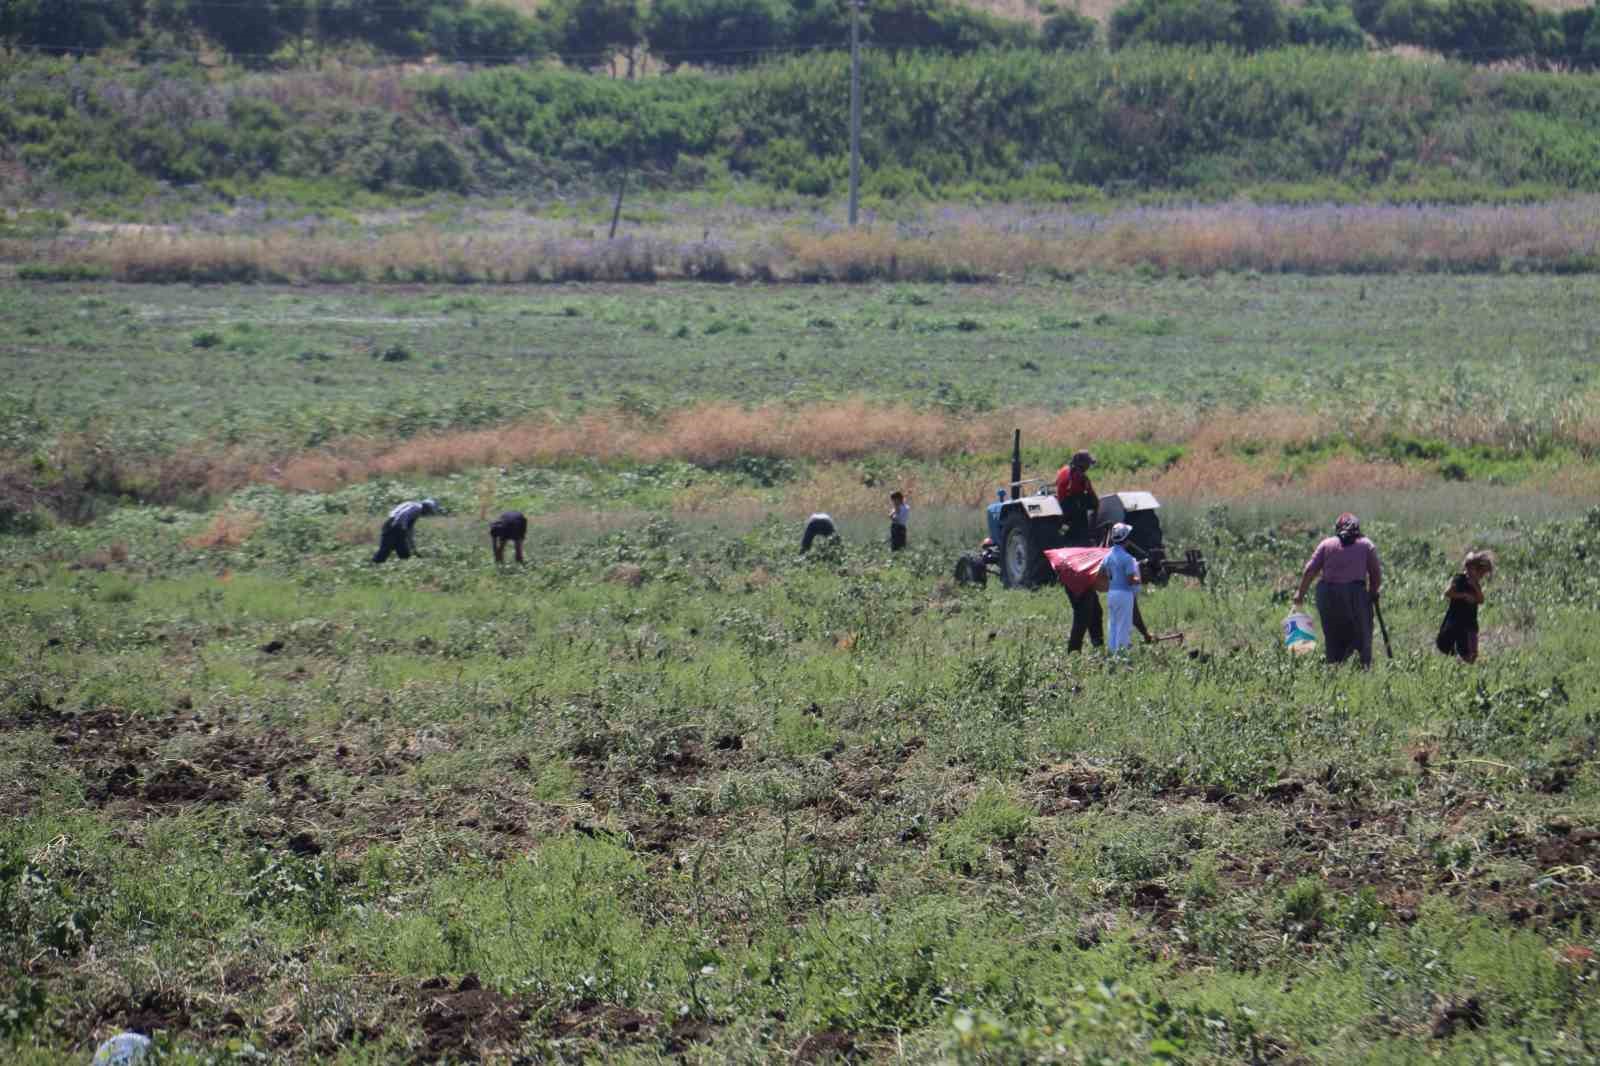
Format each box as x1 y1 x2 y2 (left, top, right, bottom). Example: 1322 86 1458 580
1436 550 1493 662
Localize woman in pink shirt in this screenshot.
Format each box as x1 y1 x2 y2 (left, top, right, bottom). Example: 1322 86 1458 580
1293 513 1382 667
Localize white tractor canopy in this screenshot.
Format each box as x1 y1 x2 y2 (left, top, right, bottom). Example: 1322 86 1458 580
1096 491 1161 527
1017 491 1063 519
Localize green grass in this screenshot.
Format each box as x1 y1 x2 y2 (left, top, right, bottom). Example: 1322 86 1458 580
1 264 1599 1062
3 488 1600 1061
1 275 1596 458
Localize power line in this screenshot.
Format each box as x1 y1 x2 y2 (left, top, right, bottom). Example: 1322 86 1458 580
6 35 1593 68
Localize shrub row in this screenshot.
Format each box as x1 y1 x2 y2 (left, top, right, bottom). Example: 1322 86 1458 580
1110 0 1600 65
6 0 1600 70
0 0 1090 70
0 0 545 64
1357 0 1600 66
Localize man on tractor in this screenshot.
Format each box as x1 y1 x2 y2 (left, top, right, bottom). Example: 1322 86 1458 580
1055 450 1098 542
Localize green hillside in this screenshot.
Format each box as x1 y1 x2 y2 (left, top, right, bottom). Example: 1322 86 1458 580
5 48 1600 209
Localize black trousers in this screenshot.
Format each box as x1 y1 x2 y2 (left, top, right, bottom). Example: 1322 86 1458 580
1317 580 1373 666
1067 588 1104 651
372 520 412 563
890 523 907 551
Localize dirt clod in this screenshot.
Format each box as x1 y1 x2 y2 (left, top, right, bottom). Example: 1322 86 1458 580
1431 996 1485 1039
795 1029 858 1062
416 975 531 1062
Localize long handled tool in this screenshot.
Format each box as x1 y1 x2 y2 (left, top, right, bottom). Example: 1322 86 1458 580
1373 597 1393 659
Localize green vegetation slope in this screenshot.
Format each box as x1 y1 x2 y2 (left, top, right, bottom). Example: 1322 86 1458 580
7 48 1600 206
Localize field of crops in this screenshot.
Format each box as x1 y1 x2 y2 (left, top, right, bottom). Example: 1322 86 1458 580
3 271 1600 1064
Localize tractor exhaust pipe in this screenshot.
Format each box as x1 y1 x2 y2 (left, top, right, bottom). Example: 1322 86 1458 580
1010 429 1022 502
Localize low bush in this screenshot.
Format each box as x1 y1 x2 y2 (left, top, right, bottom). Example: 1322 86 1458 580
16 263 109 281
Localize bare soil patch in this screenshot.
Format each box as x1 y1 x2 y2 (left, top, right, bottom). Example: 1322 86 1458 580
415 974 533 1063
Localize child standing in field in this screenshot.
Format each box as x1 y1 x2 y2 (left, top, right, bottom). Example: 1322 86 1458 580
1103 523 1142 653
1436 550 1494 662
889 491 910 551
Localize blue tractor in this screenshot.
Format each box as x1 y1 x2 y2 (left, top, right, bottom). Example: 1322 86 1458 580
953 430 1207 590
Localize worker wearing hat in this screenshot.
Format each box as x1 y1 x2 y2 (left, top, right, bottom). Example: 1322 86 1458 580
1103 522 1143 652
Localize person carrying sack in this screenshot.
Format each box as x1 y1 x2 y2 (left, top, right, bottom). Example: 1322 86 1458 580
1293 512 1382 667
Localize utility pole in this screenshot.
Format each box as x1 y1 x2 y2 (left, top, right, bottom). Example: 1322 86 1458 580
848 0 863 226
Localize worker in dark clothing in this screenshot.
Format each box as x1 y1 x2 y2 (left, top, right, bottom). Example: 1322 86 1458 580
1066 580 1153 651
1122 537 1157 643
1066 584 1104 652
371 498 442 563
800 512 837 553
1064 530 1155 653
490 510 528 564
1294 512 1383 667
1055 450 1098 541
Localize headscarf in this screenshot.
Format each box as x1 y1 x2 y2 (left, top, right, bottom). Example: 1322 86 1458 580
422 498 441 514
1334 512 1361 546
1070 450 1096 470
1109 522 1133 545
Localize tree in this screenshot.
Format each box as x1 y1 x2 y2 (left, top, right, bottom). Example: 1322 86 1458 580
429 4 549 62
0 0 140 55
788 0 849 48
316 0 438 56
1042 9 1098 49
543 0 646 73
647 0 792 67
1110 0 1286 51
1287 0 1366 47
191 0 309 63
868 0 1039 52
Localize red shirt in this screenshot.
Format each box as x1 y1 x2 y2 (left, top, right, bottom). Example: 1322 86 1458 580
1056 465 1093 500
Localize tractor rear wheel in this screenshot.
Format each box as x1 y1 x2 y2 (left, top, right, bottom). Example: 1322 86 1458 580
1000 511 1048 589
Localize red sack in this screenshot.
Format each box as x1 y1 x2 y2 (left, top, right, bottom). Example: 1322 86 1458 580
1044 546 1111 598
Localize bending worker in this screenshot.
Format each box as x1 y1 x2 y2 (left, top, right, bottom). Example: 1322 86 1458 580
1293 512 1382 667
490 510 528 564
372 498 442 563
800 512 837 553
